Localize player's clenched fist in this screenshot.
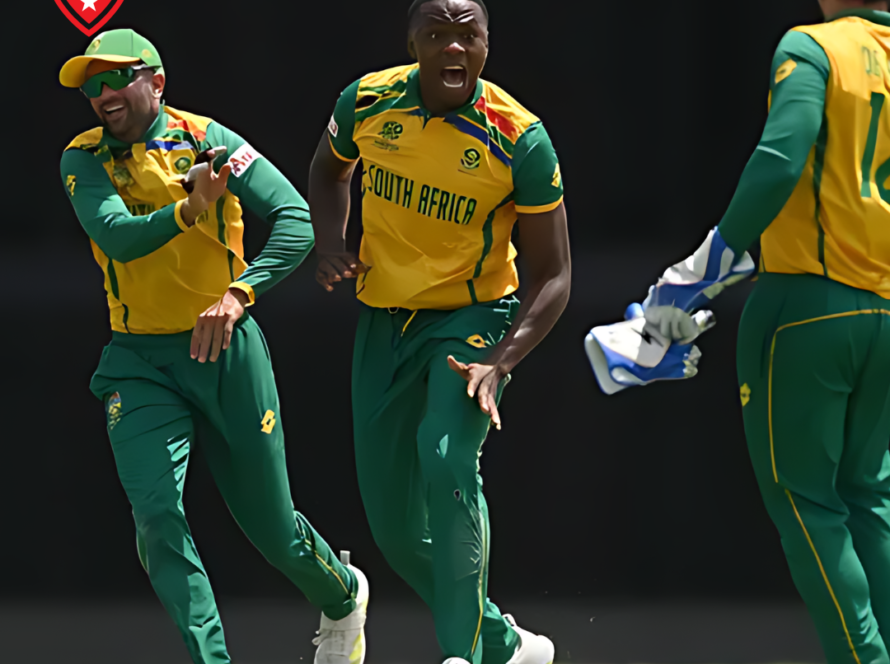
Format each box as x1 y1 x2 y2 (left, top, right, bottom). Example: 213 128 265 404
315 251 369 292
190 288 249 363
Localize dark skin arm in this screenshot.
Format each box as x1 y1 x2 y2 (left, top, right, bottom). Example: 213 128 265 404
308 133 368 288
310 131 571 430
448 202 571 430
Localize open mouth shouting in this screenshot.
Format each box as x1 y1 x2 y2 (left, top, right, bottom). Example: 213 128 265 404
441 65 467 89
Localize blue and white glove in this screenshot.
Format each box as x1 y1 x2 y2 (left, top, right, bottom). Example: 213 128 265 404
585 304 716 395
584 227 754 396
642 227 755 342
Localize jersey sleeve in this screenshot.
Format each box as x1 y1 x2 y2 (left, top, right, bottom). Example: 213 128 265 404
327 79 361 162
60 148 187 263
511 123 564 214
204 121 314 303
717 31 830 255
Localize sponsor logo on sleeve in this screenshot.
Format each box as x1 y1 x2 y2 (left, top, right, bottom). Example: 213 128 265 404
228 143 264 178
775 59 798 85
740 383 751 407
328 115 339 138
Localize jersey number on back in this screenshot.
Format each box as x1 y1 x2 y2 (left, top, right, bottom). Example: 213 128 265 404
861 92 890 205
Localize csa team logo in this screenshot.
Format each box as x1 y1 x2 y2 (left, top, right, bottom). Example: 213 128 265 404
174 157 192 174
461 148 481 170
107 392 122 430
55 0 127 37
740 383 751 407
112 163 135 188
379 122 403 141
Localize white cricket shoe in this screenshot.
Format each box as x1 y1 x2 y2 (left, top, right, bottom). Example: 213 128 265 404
504 614 555 664
312 552 369 664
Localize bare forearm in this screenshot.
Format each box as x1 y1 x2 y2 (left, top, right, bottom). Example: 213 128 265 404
308 161 352 254
490 271 570 374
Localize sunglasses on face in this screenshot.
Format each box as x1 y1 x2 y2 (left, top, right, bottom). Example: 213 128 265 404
81 66 156 99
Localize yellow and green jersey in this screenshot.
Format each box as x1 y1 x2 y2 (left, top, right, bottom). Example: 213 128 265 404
328 64 564 311
61 105 314 334
718 9 890 299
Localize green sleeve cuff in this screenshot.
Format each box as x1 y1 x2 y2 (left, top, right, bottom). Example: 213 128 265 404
228 281 256 306
173 199 190 232
512 123 564 213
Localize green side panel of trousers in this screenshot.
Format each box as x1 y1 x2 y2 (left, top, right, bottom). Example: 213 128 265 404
737 273 890 664
351 298 521 664
91 316 357 664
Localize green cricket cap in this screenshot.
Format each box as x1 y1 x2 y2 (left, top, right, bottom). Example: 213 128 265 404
59 29 162 88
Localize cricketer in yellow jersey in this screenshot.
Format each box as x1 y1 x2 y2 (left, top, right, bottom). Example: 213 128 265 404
634 1 890 662
308 1 570 663
59 29 369 664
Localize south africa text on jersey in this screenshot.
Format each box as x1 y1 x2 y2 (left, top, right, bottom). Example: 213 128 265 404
365 163 478 225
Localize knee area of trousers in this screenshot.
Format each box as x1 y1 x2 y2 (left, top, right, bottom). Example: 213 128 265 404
133 503 186 542
369 521 426 559
256 536 313 572
417 432 477 483
372 533 423 571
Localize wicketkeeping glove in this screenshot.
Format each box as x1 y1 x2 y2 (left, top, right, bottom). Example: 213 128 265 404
585 304 716 395
584 227 754 396
642 227 755 341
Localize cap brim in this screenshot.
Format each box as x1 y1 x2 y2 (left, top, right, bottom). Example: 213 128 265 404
59 54 143 88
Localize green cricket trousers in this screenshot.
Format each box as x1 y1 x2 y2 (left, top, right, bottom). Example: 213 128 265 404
352 297 523 664
89 315 356 664
738 273 890 664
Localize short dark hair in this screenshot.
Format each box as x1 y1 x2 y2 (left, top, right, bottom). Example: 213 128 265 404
407 0 489 26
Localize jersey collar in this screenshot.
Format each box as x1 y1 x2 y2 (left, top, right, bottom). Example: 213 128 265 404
828 8 890 27
101 105 168 150
407 66 485 117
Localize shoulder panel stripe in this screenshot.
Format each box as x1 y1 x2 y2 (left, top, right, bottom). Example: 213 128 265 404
446 116 511 166
474 96 521 144
65 127 105 152
146 139 196 152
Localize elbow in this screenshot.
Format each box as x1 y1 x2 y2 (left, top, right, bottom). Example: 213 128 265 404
536 264 571 312
556 270 572 311
96 238 143 264
776 160 805 188
104 248 139 264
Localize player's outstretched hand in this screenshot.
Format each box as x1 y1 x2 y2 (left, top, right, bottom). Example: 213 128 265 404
190 288 249 363
447 355 508 431
315 251 369 292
